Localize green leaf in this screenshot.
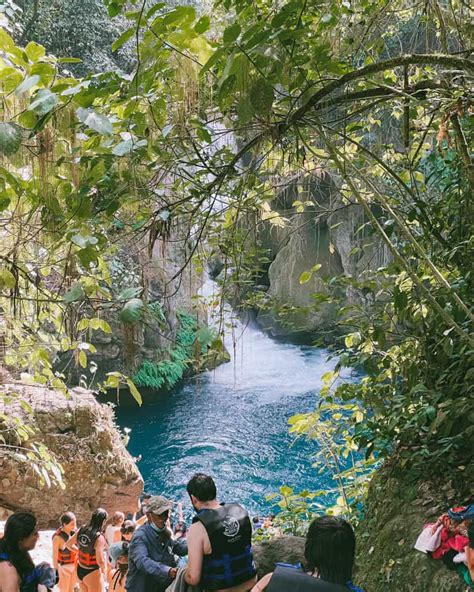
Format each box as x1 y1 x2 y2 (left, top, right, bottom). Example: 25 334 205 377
126 378 143 406
223 23 241 44
196 126 211 143
112 139 134 156
15 75 40 95
299 271 312 285
112 28 135 52
76 107 113 135
78 350 87 368
25 41 45 62
119 298 144 324
146 2 166 20
63 283 85 303
57 57 83 64
0 122 23 156
201 48 224 74
249 79 274 116
30 62 55 86
194 15 210 34
0 268 16 291
117 287 143 301
0 28 15 52
18 111 38 129
107 2 122 17
29 89 58 115
218 74 236 110
311 263 322 273
279 485 293 497
163 6 196 26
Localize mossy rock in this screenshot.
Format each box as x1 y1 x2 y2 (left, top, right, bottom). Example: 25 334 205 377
356 459 473 592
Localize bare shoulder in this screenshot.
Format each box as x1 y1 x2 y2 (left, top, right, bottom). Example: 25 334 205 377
188 521 207 539
0 560 20 587
188 521 211 553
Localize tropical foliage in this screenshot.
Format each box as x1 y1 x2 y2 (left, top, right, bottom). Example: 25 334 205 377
0 0 472 494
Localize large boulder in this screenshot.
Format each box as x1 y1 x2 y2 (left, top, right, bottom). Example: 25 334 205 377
0 381 143 528
356 459 473 592
253 536 305 576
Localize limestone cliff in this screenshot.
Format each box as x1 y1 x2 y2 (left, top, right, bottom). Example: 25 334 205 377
0 380 143 528
241 171 390 341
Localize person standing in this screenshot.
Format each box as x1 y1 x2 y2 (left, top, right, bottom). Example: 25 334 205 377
185 473 257 592
52 512 77 592
105 513 125 547
67 508 108 592
126 496 187 592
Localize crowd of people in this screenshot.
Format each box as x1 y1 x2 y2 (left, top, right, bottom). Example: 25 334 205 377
3 473 472 592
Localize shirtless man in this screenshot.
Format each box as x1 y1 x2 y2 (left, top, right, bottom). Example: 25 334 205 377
185 473 257 592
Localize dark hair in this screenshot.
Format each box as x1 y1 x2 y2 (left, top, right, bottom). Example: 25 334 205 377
0 512 36 578
113 542 130 588
121 520 136 536
79 508 108 545
60 512 75 526
143 494 152 501
186 473 217 502
304 516 355 585
111 511 125 526
252 517 260 523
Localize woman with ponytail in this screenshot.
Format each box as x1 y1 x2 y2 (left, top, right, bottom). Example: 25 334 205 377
66 509 108 592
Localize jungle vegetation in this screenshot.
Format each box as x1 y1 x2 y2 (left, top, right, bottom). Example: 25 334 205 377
0 0 472 500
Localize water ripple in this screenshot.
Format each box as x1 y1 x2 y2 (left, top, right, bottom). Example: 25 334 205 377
116 325 357 515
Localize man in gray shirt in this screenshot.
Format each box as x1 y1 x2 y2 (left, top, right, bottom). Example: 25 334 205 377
126 496 187 592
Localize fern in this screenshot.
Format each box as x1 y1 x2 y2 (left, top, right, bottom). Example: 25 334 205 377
132 311 201 391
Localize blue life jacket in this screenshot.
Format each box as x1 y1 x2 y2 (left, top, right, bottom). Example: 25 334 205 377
193 503 256 590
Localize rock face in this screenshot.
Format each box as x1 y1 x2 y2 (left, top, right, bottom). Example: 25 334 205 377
0 381 143 528
253 536 305 576
245 171 390 341
60 212 213 387
356 460 473 592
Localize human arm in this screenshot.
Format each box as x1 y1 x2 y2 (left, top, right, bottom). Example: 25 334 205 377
0 561 21 592
171 534 187 556
52 535 61 570
129 530 176 586
95 535 107 574
184 523 205 586
65 531 78 552
466 546 474 582
251 573 273 591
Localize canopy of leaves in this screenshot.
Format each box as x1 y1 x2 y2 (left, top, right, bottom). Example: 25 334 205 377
0 0 472 484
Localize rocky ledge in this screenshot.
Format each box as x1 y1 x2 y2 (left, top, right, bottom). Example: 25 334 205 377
0 381 143 528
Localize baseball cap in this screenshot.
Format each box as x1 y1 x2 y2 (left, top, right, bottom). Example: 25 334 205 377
146 495 173 515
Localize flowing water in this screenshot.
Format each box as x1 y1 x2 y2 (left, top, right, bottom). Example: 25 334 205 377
116 308 356 516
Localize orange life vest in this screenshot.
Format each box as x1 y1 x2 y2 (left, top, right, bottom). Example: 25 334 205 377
77 528 102 567
53 529 77 565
